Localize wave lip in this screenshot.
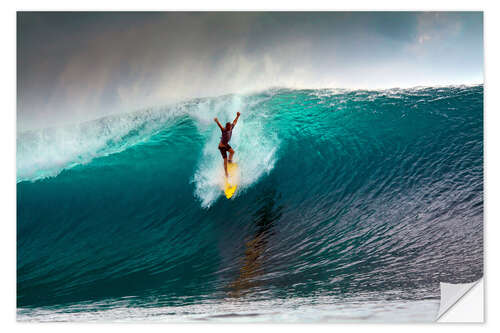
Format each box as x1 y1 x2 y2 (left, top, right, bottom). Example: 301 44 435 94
16 104 192 183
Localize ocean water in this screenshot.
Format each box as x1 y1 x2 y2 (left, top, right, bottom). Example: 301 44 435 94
17 85 483 322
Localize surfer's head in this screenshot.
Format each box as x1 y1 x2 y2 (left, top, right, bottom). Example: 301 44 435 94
225 122 232 130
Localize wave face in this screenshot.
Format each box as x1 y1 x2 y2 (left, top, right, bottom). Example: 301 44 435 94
17 86 483 316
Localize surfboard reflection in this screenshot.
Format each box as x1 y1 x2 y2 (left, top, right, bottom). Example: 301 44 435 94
228 189 283 298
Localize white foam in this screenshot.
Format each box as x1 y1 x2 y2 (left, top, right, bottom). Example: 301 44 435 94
17 106 186 182
17 295 439 322
192 95 279 208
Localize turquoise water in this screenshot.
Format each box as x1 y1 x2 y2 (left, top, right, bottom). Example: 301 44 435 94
17 85 483 321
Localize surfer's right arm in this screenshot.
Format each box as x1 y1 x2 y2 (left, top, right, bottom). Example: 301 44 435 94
214 118 224 131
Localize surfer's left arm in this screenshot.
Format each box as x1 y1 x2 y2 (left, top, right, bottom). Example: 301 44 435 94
232 112 241 127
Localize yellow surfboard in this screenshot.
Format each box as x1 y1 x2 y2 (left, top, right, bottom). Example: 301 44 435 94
224 162 239 199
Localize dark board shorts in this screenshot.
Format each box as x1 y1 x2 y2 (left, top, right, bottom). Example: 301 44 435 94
218 143 232 158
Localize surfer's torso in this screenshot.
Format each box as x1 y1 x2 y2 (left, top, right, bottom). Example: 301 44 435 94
220 127 233 146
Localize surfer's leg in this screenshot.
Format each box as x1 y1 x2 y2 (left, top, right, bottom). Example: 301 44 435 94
228 148 234 163
219 144 229 177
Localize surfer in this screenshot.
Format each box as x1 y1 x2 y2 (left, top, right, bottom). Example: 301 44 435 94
214 112 240 177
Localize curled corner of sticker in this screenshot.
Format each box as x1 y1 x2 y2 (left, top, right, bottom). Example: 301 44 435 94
437 278 483 321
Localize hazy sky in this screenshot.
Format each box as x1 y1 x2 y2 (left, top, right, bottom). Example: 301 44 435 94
17 12 483 131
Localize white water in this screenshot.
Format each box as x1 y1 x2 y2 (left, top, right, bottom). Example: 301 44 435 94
16 105 188 183
17 295 439 323
191 94 280 208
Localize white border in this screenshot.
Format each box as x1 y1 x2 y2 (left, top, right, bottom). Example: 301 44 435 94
10 0 487 11
4 0 497 332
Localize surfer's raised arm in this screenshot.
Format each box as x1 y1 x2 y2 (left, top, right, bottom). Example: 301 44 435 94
232 112 241 128
214 117 224 131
